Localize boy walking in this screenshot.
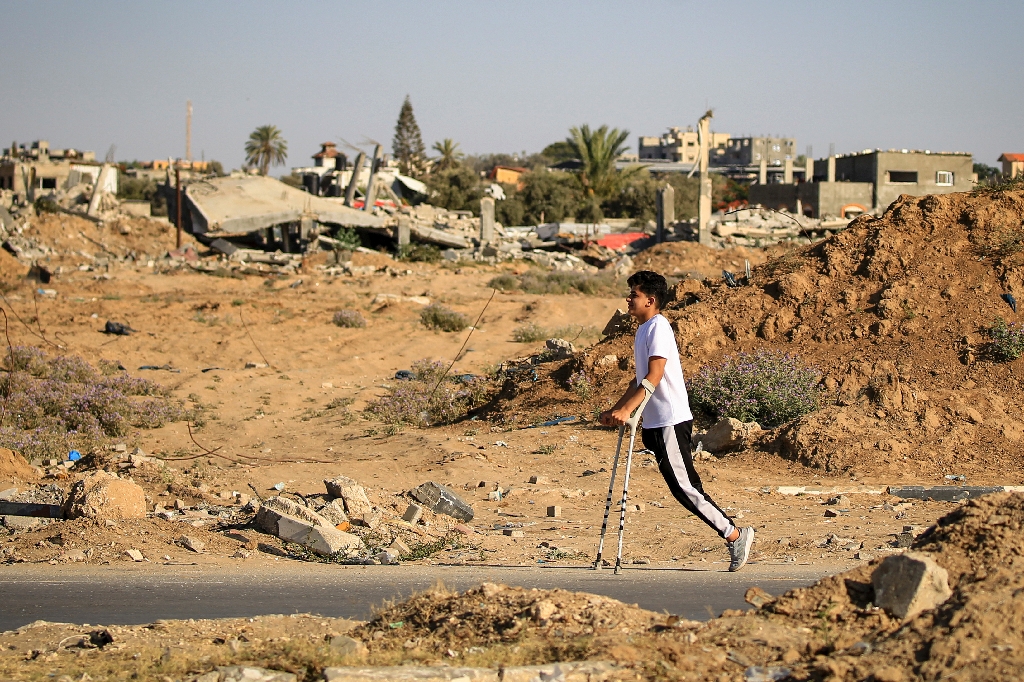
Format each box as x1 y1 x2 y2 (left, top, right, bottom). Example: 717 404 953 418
599 270 754 571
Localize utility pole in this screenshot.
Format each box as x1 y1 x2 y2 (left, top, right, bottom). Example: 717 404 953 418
697 110 713 247
185 101 192 163
175 167 182 249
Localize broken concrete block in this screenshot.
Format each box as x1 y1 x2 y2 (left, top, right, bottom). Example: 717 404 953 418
319 498 350 526
701 418 762 454
402 504 423 524
547 505 561 518
179 535 205 553
487 491 502 502
377 549 400 565
125 549 144 562
744 586 774 608
597 354 618 367
871 551 952 620
354 510 382 529
256 496 332 532
503 529 524 537
273 513 363 556
324 476 373 517
544 338 576 360
64 471 147 520
217 666 297 682
389 538 411 557
410 481 474 522
453 524 473 535
329 635 368 660
529 475 548 485
1 515 49 532
601 309 632 338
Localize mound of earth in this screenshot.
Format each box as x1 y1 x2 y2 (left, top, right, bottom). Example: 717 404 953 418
0 448 38 483
488 188 1024 480
632 240 791 281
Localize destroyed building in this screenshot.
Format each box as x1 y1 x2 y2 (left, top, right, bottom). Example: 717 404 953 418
0 141 111 201
748 148 975 218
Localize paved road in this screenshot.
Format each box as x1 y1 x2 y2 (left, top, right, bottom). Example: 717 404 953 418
0 562 842 631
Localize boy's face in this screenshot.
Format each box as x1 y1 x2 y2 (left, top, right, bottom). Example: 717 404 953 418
626 285 658 318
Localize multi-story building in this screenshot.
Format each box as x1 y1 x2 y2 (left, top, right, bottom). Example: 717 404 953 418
0 140 108 199
717 136 796 168
638 127 731 165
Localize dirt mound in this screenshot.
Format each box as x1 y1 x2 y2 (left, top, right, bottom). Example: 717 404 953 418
354 582 668 665
0 447 37 482
489 189 1024 479
632 240 791 281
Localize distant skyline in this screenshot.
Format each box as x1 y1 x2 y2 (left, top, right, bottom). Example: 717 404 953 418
1 1 1020 172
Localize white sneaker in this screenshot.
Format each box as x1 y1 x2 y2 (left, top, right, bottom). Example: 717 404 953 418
727 527 754 572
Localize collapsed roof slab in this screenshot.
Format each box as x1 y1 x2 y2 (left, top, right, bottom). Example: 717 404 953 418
184 175 385 235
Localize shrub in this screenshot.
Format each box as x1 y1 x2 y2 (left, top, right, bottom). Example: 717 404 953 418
0 346 187 459
332 309 366 328
689 350 822 428
988 318 1024 361
512 323 547 343
333 227 362 250
399 244 442 263
517 270 619 296
364 359 490 426
487 273 519 291
421 304 468 332
567 370 592 401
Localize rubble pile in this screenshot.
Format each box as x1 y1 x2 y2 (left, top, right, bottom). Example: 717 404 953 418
703 207 852 248
485 189 1024 479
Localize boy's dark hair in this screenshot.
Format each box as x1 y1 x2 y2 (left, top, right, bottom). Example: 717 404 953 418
627 270 670 309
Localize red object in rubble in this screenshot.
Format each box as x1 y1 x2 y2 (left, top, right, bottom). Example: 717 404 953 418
596 232 648 250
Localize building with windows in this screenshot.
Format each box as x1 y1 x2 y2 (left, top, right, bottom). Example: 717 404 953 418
749 149 975 218
0 140 107 199
638 127 731 165
716 136 796 169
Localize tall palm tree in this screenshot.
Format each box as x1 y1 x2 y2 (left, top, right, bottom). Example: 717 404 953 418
244 125 288 176
566 124 642 201
431 138 463 172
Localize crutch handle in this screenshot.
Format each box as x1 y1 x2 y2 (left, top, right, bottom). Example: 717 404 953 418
625 379 655 433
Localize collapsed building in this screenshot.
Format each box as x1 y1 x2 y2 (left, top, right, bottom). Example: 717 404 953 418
0 141 113 203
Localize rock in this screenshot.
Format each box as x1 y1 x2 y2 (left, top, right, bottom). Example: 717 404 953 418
547 505 561 518
319 498 350 526
824 508 840 518
531 600 557 623
323 476 373 517
1 515 49 532
62 549 87 562
601 309 633 337
701 418 762 454
894 532 914 548
453 524 473 535
125 549 144 562
329 635 368 660
64 471 146 519
597 354 618 368
389 538 411 557
529 475 548 485
744 586 774 608
503 529 524 537
354 510 382 529
871 551 952 620
255 500 363 556
216 666 297 682
487 491 502 501
402 504 423 524
377 549 400 565
409 481 474 522
179 535 205 553
255 496 331 531
544 338 576 360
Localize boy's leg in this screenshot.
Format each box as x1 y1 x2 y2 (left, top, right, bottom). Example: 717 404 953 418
641 421 736 540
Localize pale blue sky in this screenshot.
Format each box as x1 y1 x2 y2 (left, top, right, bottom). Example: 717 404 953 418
2 1 1020 171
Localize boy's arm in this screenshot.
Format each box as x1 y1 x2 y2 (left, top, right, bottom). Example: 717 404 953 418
599 357 666 426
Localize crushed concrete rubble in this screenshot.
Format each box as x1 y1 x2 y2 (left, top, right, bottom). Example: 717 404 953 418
254 496 363 557
63 471 146 520
409 481 474 522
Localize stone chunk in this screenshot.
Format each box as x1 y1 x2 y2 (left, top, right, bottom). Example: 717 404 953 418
376 549 400 565
329 635 368 660
744 586 774 608
1 515 49 532
125 549 144 562
544 338 576 360
402 504 423 524
871 551 952 620
319 498 350 526
217 666 297 682
503 529 524 537
410 481 474 522
529 476 548 485
64 471 146 520
324 476 373 517
601 309 633 338
389 538 412 557
547 505 561 518
700 418 762 454
179 535 205 553
274 513 363 556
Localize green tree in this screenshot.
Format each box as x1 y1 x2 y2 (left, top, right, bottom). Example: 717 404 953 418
431 138 463 172
518 170 580 224
426 166 483 214
566 124 644 221
393 95 427 177
244 125 287 176
540 140 577 164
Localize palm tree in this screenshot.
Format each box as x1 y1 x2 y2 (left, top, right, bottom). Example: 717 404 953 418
566 124 642 202
431 138 463 172
244 125 288 176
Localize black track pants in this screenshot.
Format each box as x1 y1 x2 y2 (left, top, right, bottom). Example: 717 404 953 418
641 421 735 539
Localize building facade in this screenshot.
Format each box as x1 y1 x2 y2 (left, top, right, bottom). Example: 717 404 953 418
716 136 796 168
0 140 106 198
638 127 731 164
999 153 1024 179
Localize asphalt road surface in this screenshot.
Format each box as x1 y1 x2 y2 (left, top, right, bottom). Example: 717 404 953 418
0 562 843 631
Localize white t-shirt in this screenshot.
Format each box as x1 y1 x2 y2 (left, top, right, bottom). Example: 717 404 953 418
634 314 692 428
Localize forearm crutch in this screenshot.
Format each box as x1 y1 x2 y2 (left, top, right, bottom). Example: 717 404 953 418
594 379 655 574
